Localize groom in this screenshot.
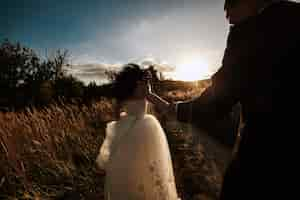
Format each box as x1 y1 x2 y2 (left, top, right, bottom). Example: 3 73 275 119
146 0 300 199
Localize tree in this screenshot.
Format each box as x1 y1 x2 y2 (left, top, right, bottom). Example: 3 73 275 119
0 40 69 87
0 40 71 108
0 39 40 89
49 49 69 80
54 75 84 100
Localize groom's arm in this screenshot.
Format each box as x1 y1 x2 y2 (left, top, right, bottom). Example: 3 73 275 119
176 66 240 125
146 70 239 124
176 27 246 125
145 26 245 127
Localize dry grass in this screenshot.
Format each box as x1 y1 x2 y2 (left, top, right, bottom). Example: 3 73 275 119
0 98 114 199
0 83 229 200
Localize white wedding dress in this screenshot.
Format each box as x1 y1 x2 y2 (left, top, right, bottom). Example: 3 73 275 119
96 100 180 200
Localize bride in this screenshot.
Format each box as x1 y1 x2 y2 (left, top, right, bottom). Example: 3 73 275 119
96 64 180 200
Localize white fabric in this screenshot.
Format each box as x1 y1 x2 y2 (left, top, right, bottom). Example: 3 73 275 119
96 99 180 200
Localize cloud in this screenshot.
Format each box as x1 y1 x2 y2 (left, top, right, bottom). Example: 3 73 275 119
66 0 229 83
65 63 120 81
65 57 177 84
72 0 228 66
150 64 176 73
99 4 228 72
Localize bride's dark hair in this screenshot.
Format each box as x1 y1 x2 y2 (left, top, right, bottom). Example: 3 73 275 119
111 63 147 119
112 63 146 103
111 63 159 119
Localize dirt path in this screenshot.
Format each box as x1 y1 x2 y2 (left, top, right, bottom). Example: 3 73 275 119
165 121 233 200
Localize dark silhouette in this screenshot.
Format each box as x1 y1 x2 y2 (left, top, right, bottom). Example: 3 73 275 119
178 0 300 199
146 0 300 199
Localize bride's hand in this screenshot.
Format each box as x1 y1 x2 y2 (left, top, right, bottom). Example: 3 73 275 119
146 81 153 96
142 69 177 119
142 70 153 96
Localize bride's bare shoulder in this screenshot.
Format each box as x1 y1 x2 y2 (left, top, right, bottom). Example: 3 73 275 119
106 120 117 128
143 114 159 122
136 114 161 128
105 121 117 135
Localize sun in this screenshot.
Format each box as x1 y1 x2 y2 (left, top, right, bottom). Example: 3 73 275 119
173 54 212 81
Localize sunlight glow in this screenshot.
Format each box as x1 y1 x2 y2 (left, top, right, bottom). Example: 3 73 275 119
173 54 212 81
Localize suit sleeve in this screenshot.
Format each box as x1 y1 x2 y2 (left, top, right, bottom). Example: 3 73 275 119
176 77 239 124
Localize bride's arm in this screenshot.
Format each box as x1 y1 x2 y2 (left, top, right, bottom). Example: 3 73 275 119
145 81 177 118
96 121 116 170
145 75 238 125
146 92 173 112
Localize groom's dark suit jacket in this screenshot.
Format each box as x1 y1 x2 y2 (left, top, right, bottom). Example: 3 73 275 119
176 0 300 197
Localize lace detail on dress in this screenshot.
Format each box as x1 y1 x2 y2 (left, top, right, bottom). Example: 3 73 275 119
134 159 180 200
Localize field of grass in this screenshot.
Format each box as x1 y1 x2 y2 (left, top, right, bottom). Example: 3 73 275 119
0 81 233 200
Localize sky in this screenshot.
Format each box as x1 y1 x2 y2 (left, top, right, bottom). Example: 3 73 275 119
3 0 295 84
